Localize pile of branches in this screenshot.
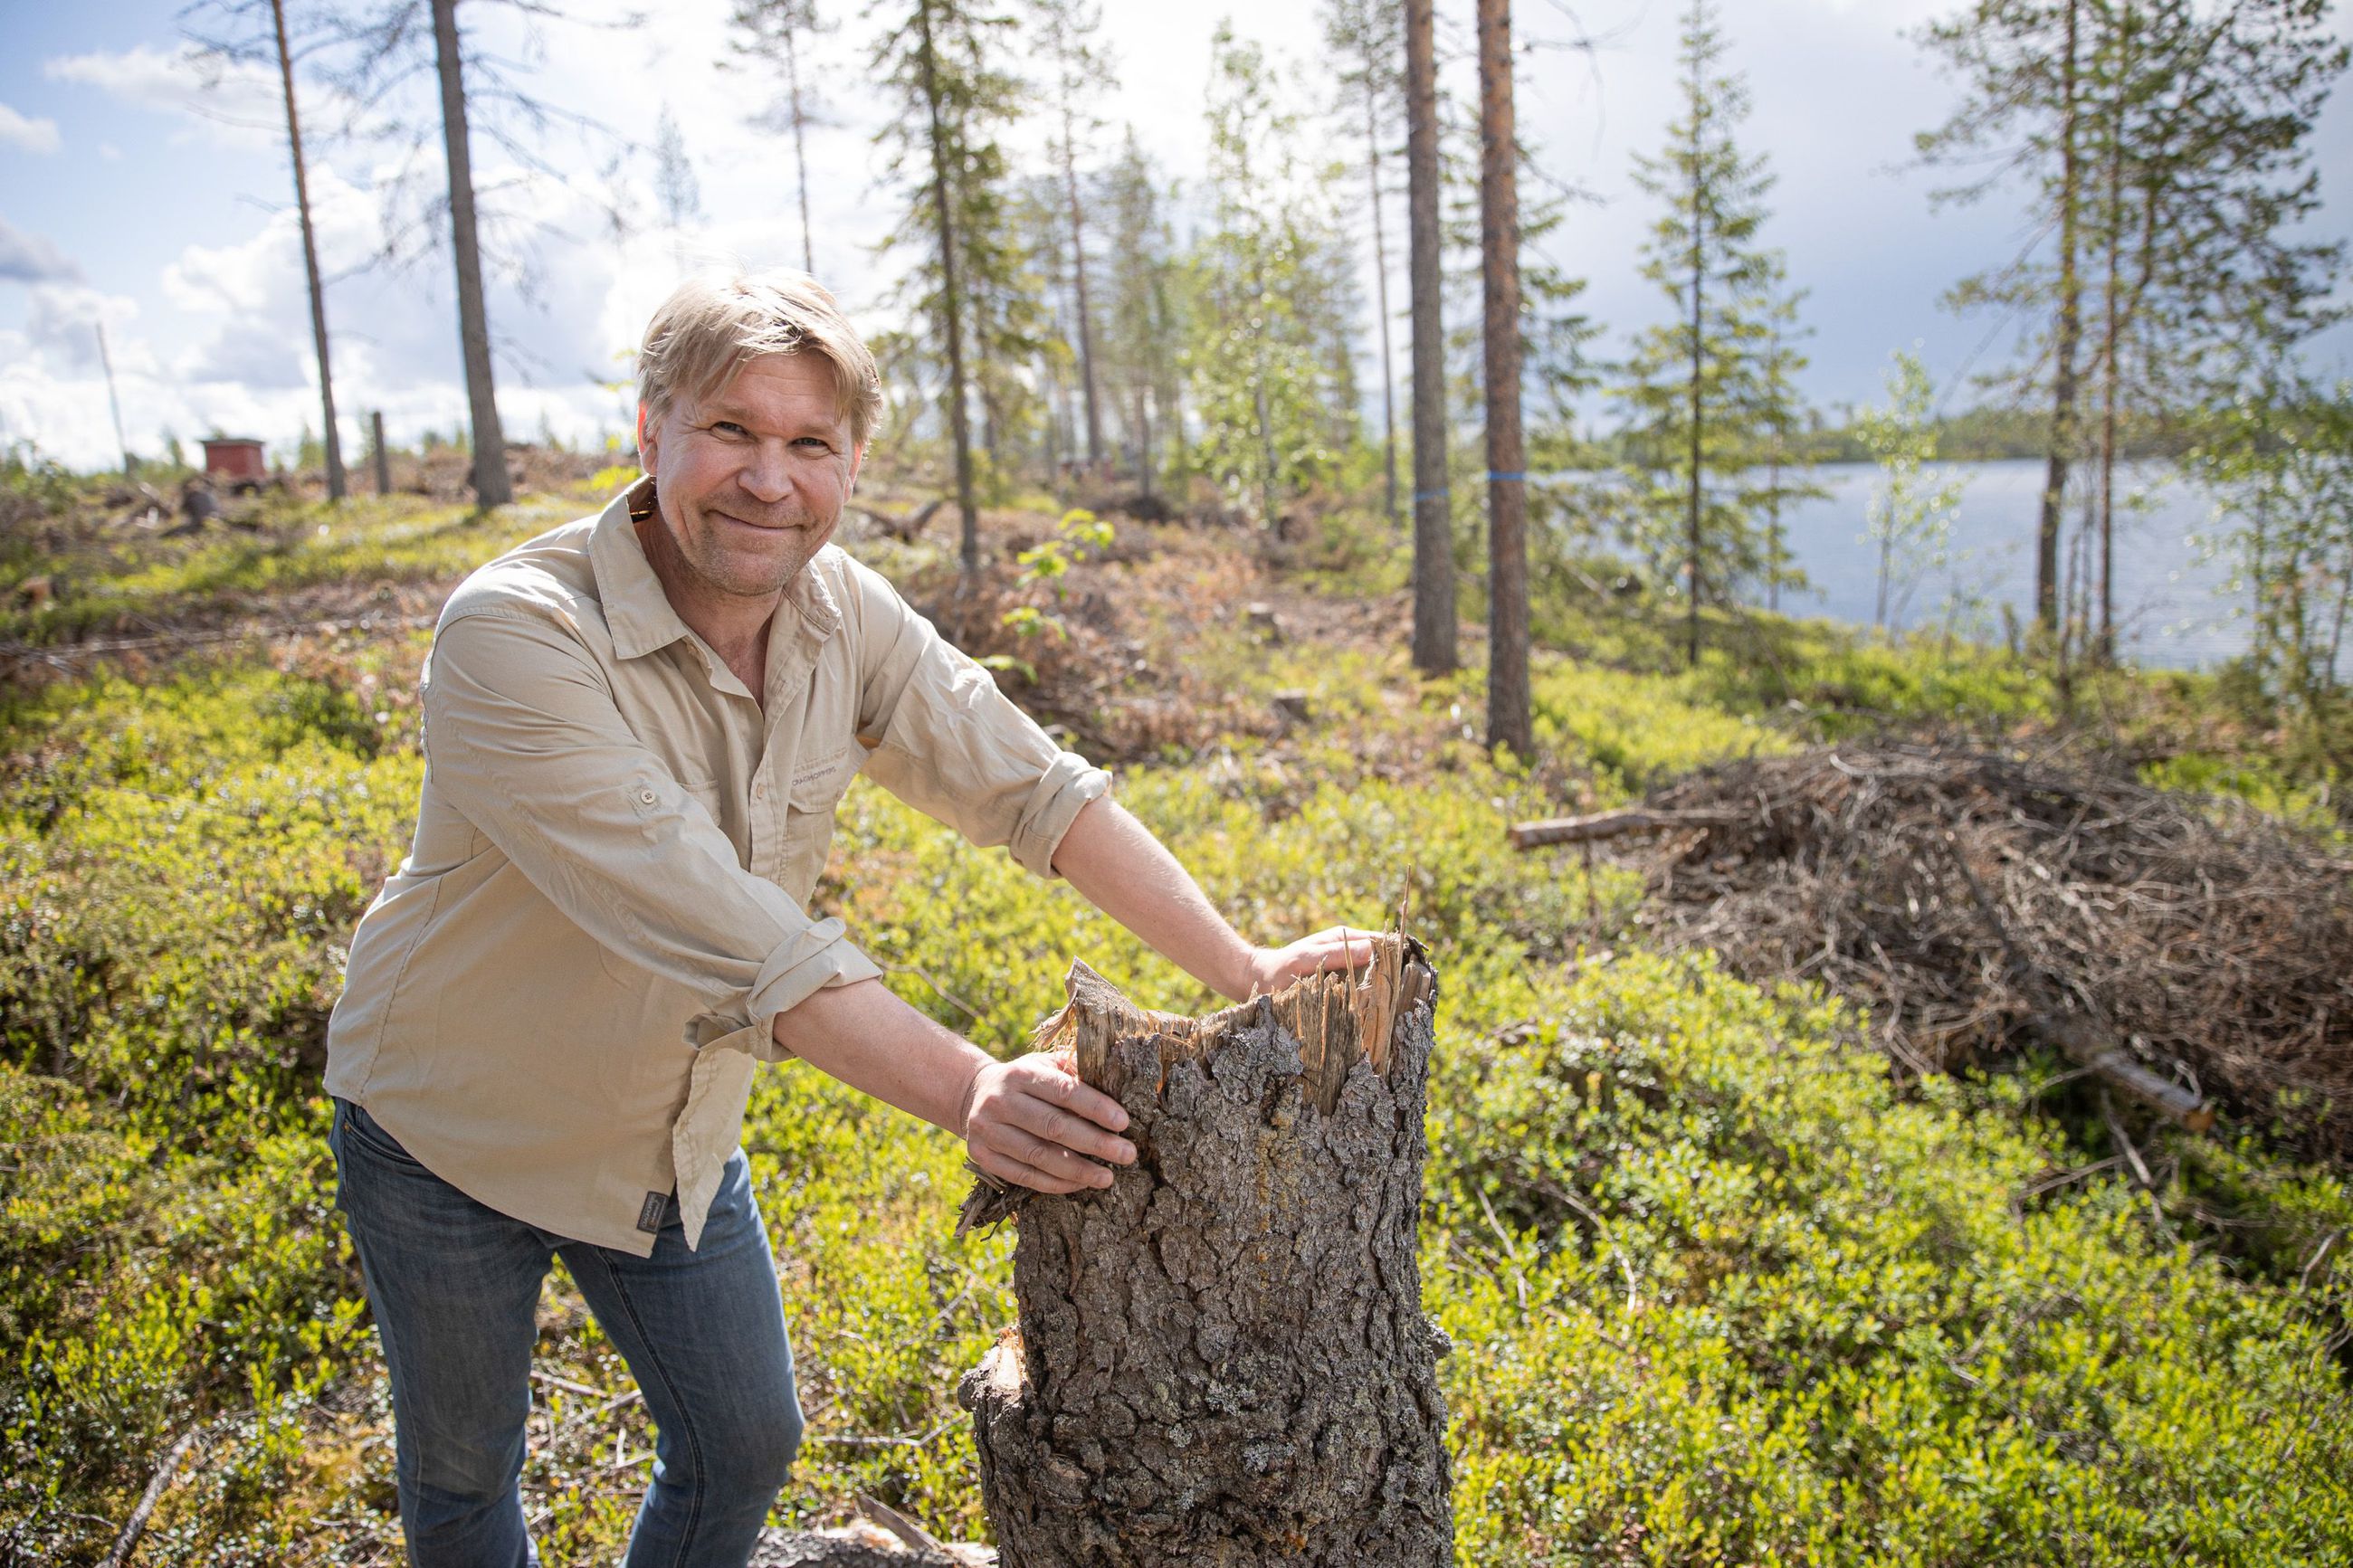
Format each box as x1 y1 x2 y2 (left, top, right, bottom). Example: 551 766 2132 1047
1604 745 2353 1156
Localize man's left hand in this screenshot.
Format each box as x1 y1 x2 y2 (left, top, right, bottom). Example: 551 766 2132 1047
1234 925 1391 1001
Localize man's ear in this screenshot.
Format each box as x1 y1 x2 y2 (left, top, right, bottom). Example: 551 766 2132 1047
845 440 865 495
635 403 658 476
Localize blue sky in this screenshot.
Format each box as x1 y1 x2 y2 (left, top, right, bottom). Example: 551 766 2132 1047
4 0 2348 470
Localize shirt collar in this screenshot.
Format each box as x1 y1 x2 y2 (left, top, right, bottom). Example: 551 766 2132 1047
589 475 843 661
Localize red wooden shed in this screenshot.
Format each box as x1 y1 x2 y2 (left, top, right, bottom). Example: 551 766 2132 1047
201 437 268 484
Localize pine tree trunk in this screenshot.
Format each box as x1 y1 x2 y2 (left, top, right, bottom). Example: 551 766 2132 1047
1367 89 1401 531
431 0 510 508
2036 0 2083 632
1478 0 1531 755
273 0 344 502
915 0 980 575
1405 0 1456 676
787 25 815 275
958 939 1453 1567
1061 111 1103 474
2095 8 2129 666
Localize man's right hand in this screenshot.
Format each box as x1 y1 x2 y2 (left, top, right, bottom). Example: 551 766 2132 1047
959 1052 1138 1195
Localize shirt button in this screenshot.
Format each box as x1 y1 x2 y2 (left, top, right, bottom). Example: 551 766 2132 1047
639 789 657 804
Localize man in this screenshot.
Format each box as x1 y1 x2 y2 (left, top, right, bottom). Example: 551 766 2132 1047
323 270 1377 1567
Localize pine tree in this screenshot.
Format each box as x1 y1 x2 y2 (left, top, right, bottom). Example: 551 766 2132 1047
871 0 1024 574
729 0 830 275
1920 0 2088 635
1753 276 1822 614
1033 0 1110 474
1616 0 1784 666
187 0 348 499
1404 0 1455 673
653 104 700 271
1322 0 1405 529
1477 0 1530 756
1922 0 2346 651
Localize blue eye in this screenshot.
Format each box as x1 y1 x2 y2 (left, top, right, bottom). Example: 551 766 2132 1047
713 422 750 438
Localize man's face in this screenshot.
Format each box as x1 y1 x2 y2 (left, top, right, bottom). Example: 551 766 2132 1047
636 352 864 602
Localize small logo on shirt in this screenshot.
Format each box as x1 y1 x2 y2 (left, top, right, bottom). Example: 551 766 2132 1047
637 1191 667 1235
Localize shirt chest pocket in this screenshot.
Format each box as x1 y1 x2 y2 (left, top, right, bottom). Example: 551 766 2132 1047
782 746 861 848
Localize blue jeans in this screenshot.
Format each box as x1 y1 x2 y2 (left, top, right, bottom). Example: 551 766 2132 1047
329 1098 805 1568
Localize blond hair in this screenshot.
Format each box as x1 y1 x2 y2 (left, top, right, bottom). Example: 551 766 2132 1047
636 270 883 446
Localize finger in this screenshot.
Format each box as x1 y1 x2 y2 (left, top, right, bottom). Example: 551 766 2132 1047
968 1142 1087 1196
1004 1093 1137 1165
979 1122 1117 1190
1012 1055 1130 1133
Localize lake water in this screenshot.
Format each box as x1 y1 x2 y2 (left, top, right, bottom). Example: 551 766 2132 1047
1752 458 2244 669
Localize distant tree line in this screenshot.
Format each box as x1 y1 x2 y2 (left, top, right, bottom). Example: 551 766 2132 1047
187 0 2346 734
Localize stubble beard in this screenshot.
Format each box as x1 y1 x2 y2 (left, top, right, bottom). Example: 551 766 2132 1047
670 493 836 603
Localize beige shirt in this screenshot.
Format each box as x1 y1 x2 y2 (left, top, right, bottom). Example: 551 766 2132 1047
324 479 1110 1254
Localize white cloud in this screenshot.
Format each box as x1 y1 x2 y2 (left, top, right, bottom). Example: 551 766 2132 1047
44 43 285 152
0 102 62 155
0 219 82 284
21 285 148 375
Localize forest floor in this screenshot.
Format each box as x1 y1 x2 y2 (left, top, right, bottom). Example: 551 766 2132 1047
4 470 2350 1565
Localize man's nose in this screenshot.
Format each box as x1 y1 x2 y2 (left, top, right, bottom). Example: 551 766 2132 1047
739 439 792 503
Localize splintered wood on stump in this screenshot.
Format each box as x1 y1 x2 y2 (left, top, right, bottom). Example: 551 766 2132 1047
957 934 1454 1567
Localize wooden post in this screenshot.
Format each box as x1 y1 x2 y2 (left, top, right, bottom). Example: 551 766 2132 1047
959 936 1454 1566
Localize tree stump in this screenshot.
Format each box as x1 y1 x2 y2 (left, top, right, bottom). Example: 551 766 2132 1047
957 933 1454 1567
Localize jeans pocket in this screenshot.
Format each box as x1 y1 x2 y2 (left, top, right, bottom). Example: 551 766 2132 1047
336 1098 425 1169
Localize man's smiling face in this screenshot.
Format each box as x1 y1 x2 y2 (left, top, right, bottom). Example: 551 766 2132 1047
636 351 865 603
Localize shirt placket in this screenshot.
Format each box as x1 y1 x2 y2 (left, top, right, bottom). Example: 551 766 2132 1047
750 622 815 883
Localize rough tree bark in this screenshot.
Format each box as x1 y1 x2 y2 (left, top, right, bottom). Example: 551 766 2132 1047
1405 0 1455 676
958 936 1453 1567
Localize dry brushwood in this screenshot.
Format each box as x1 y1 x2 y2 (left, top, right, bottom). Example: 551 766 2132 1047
957 932 1453 1567
1578 744 2352 1156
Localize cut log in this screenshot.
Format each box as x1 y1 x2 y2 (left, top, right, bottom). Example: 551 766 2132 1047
1509 806 1742 850
957 934 1454 1567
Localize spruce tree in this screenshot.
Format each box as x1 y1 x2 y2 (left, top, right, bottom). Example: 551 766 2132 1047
1617 0 1785 666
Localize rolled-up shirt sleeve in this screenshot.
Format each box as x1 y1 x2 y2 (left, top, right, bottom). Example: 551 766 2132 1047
843 558 1111 878
424 605 881 1047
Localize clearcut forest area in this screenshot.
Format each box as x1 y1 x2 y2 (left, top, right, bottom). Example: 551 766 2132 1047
8 0 2353 1561
2 449 2349 1564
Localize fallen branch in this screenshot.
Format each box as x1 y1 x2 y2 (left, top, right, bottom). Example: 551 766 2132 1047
1509 806 1742 850
1942 832 2214 1131
100 1426 205 1568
